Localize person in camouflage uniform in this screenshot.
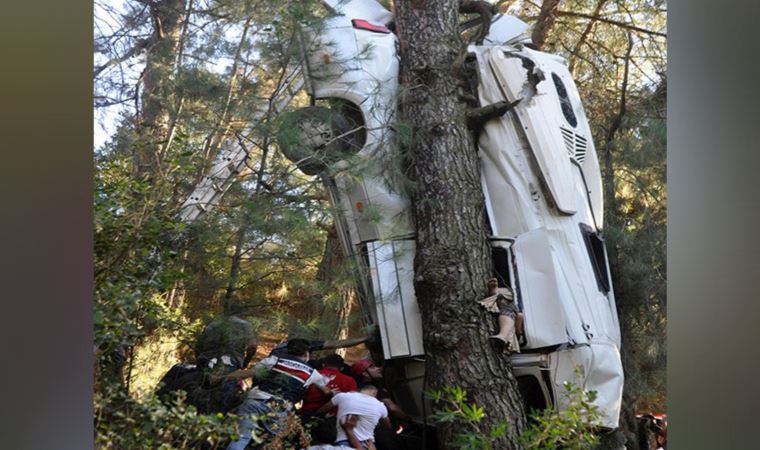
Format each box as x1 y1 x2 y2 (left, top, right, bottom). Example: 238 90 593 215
156 315 258 414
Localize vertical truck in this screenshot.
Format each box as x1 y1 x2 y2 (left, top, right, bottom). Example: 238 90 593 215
182 0 624 429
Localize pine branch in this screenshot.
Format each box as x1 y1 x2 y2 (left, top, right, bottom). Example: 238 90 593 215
557 10 666 38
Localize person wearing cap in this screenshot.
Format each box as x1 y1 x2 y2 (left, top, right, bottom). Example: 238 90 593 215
478 277 524 352
224 338 333 450
350 359 383 385
349 359 407 417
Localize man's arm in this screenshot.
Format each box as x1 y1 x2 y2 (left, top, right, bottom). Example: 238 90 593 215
321 336 368 351
215 356 275 383
381 398 410 420
316 382 336 396
315 399 334 416
340 414 362 450
307 370 335 397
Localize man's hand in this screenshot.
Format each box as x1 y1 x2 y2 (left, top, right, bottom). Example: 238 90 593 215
340 414 362 450
317 383 337 396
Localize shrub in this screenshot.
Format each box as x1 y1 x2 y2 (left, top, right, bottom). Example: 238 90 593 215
94 385 239 449
429 375 601 450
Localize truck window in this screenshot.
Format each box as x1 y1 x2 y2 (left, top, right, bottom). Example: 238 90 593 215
517 374 548 414
491 246 511 288
552 73 578 128
579 223 611 293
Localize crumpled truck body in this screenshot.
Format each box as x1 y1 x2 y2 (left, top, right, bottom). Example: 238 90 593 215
301 0 623 429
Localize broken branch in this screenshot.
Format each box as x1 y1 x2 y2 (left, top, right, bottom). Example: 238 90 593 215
557 10 666 38
467 99 521 130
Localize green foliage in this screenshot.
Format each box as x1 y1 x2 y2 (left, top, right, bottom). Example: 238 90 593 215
429 378 601 450
604 82 667 412
429 386 508 450
519 382 601 450
94 150 197 363
94 385 239 449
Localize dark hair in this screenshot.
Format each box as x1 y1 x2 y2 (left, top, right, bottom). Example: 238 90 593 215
286 338 311 356
322 353 344 368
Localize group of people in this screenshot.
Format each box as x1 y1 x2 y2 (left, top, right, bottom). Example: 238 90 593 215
156 316 406 450
157 276 524 449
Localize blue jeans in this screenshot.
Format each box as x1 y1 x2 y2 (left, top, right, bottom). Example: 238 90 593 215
335 439 372 450
226 398 287 450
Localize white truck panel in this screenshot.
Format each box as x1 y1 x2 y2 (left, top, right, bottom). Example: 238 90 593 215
322 0 393 25
512 229 575 347
486 48 579 215
483 14 531 46
553 343 623 428
367 240 425 358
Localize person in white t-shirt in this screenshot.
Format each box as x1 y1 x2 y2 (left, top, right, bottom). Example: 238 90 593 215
318 384 390 450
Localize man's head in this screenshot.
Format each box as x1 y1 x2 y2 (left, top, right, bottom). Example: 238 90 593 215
487 277 499 292
286 338 311 361
322 353 344 369
359 384 379 397
351 358 382 380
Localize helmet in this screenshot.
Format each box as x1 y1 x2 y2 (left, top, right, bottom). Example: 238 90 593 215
351 359 374 378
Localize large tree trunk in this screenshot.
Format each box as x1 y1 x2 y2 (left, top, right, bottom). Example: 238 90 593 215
137 0 186 175
395 1 526 447
99 0 187 388
531 0 562 50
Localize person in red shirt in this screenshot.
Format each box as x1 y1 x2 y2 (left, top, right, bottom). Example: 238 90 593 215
300 353 358 416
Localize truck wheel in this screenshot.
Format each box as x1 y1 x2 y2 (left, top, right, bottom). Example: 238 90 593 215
277 106 361 175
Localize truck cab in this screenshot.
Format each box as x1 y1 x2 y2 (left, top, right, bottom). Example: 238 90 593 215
277 0 624 429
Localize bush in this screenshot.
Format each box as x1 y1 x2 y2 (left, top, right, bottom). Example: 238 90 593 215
519 381 600 450
95 384 313 450
429 375 601 450
94 385 239 449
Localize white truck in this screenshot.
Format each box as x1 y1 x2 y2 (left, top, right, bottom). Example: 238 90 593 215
182 0 624 429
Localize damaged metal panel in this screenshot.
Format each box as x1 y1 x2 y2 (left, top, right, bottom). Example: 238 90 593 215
553 343 623 428
482 14 532 46
549 229 618 345
367 240 425 358
512 229 581 347
485 48 579 215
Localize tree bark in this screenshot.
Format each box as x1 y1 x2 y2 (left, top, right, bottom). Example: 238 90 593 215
603 33 633 229
136 0 186 175
531 0 562 50
395 1 526 447
567 0 608 74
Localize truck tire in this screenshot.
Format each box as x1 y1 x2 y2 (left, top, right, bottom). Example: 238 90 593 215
277 106 361 175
